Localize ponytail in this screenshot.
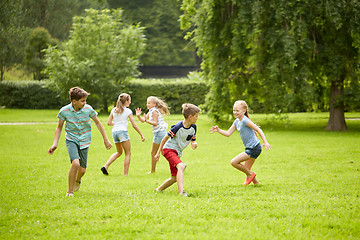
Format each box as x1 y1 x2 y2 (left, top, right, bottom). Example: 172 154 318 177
115 93 130 114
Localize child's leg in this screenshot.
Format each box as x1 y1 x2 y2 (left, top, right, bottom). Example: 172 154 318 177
176 163 186 194
76 167 86 182
245 159 259 184
104 143 123 170
68 159 80 193
150 142 160 173
121 140 131 176
157 176 177 191
230 152 255 178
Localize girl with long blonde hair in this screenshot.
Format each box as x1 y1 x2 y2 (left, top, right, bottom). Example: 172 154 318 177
136 96 170 173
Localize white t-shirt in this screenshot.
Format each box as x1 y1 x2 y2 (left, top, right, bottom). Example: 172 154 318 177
111 107 132 132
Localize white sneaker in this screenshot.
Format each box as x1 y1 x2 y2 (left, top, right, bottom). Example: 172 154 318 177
179 190 188 197
66 192 74 197
74 181 81 192
155 188 162 192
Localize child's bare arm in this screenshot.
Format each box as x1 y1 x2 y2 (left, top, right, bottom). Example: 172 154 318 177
191 140 197 150
107 112 114 126
210 124 236 137
93 116 112 149
129 114 145 142
247 121 272 150
144 110 158 126
48 120 64 154
155 135 170 161
135 108 146 123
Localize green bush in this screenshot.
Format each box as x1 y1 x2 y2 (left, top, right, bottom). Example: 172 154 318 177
0 77 209 113
0 81 67 109
126 78 209 114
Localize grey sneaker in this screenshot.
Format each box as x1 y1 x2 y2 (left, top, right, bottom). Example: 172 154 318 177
179 190 188 197
66 192 74 197
74 181 81 192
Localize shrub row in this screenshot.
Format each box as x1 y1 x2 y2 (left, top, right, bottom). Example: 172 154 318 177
127 78 208 114
0 81 67 109
0 79 209 114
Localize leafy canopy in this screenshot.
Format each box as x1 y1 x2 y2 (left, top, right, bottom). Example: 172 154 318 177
44 8 145 113
181 0 360 125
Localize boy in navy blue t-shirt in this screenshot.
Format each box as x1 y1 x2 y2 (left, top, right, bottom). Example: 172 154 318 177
154 103 201 196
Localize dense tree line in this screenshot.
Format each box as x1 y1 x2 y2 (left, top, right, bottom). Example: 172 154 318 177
0 0 196 81
181 0 360 131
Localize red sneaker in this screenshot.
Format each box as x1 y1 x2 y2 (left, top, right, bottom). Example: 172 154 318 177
244 172 256 185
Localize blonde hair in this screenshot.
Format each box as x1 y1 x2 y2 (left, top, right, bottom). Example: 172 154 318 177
115 93 131 114
234 100 249 118
147 96 170 115
182 103 201 119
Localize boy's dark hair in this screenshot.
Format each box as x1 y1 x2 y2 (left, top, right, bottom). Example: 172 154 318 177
182 103 201 119
69 87 90 101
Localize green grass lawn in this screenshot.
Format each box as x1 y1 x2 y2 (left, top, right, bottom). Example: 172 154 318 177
0 110 359 239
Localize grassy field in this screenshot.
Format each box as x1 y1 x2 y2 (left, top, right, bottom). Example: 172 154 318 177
0 109 359 239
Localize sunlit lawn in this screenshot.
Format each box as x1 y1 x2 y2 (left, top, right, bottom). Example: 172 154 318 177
0 109 359 239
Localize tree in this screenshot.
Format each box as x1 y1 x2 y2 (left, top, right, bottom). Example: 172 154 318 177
44 8 145 113
180 0 360 131
108 0 197 66
25 27 58 80
22 0 109 40
0 0 30 81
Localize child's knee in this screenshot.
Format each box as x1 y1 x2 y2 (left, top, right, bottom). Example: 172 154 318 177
71 159 81 167
177 163 186 171
230 159 238 167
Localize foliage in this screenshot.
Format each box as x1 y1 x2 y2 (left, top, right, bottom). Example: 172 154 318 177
22 0 109 40
0 112 360 239
180 0 360 130
0 0 30 81
0 81 66 109
0 77 209 112
127 77 209 114
107 0 197 66
24 27 58 80
44 8 146 113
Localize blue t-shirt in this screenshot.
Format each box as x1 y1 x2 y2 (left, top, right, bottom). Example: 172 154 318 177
164 121 197 157
233 116 260 149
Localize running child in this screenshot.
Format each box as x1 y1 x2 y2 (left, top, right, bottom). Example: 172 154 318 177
155 103 201 196
210 100 272 185
48 87 112 197
135 96 170 173
101 93 145 176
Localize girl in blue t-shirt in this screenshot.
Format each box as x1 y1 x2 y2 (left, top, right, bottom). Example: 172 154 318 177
210 100 272 185
136 96 170 173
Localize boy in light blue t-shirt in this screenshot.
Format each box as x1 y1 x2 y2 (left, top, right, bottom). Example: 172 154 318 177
48 87 112 197
154 103 201 197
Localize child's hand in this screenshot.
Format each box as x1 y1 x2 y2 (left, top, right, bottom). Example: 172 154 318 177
154 153 160 162
141 135 145 142
48 145 57 155
144 114 149 122
262 142 272 151
135 108 142 116
209 125 219 133
104 139 112 150
191 141 197 150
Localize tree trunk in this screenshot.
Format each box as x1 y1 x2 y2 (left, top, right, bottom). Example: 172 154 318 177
102 98 109 115
326 76 347 131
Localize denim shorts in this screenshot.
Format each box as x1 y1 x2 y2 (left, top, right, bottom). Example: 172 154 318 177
112 130 130 143
66 140 89 168
153 130 167 144
245 142 262 159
